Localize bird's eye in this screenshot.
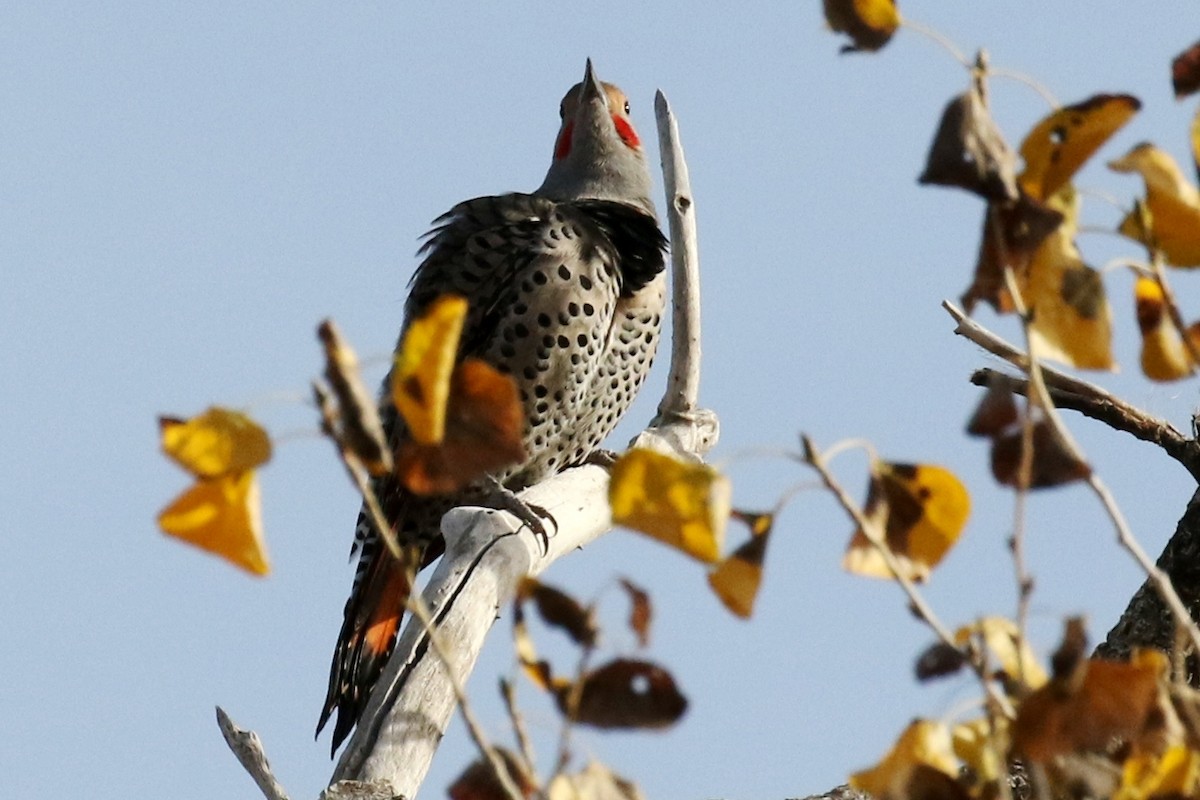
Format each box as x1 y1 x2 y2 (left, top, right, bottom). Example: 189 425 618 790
623 101 631 115
559 102 566 119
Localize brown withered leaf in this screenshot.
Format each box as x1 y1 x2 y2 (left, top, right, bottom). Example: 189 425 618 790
991 420 1091 489
617 578 652 648
914 641 968 682
961 193 1064 313
517 578 598 648
556 658 687 730
920 85 1019 202
317 319 392 475
448 747 538 800
1014 649 1167 762
396 358 526 495
1050 616 1088 682
965 379 1019 438
822 0 901 53
1173 39 1200 98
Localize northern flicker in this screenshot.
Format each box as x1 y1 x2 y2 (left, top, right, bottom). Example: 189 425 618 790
318 60 668 753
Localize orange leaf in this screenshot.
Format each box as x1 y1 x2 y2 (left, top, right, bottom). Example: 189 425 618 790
556 658 687 730
843 461 970 582
707 510 774 619
1111 144 1200 266
159 407 271 479
822 0 900 53
1014 649 1167 762
158 470 269 576
396 358 526 495
618 577 652 648
609 448 730 564
1134 275 1194 381
1018 94 1140 202
391 294 468 445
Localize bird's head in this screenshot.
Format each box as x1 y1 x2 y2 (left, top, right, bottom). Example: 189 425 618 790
537 60 655 216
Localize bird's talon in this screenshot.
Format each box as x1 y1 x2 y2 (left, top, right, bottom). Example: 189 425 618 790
583 448 620 469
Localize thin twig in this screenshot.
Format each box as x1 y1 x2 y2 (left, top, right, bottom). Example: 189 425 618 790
499 678 537 780
990 206 1042 684
900 18 970 68
988 68 1060 110
801 434 1016 719
313 382 403 560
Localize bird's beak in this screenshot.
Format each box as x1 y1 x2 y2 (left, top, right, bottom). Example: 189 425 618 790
580 59 607 109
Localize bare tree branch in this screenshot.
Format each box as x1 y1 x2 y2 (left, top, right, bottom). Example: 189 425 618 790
216 707 291 800
946 300 1200 480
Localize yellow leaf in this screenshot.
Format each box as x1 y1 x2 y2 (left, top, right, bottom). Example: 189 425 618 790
1023 187 1114 370
843 461 970 582
1134 276 1194 382
1118 744 1200 800
391 294 468 444
158 470 269 576
1018 94 1140 202
850 720 963 800
707 511 773 619
952 717 1008 786
159 407 271 479
954 617 1047 690
822 0 900 53
1111 144 1200 266
609 448 730 564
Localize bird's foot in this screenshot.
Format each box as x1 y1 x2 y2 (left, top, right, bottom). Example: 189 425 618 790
483 477 557 554
582 448 620 469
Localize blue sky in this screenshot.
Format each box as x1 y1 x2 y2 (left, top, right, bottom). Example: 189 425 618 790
4 3 1200 798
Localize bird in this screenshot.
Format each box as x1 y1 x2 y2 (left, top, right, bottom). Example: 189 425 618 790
318 59 668 754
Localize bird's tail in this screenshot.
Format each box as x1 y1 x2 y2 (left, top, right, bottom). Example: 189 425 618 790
317 537 414 755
